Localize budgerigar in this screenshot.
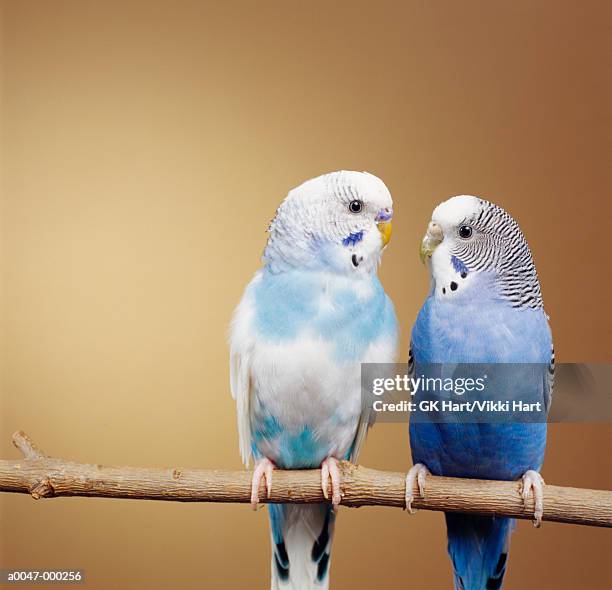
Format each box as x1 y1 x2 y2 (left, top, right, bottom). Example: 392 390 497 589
229 171 398 589
406 196 553 590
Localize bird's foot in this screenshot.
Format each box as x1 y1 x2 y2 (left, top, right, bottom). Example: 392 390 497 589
321 457 342 512
521 470 545 527
250 458 275 510
405 463 430 514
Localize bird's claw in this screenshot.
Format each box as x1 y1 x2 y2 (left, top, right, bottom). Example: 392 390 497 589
521 470 545 527
405 463 430 514
321 457 342 512
250 458 275 510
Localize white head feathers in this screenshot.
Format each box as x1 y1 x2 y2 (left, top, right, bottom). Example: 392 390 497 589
263 171 393 275
425 195 543 309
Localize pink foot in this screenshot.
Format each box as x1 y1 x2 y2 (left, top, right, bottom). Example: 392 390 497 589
251 458 275 510
404 463 430 514
321 457 342 512
521 470 545 527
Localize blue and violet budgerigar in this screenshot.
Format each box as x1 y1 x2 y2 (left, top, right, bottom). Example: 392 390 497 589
229 171 399 589
407 196 553 590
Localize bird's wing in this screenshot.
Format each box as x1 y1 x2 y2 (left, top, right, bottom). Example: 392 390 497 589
544 343 554 413
351 348 399 464
230 347 253 467
349 404 372 464
408 342 415 382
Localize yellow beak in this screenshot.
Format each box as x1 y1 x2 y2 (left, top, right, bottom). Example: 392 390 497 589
377 221 392 247
419 222 443 263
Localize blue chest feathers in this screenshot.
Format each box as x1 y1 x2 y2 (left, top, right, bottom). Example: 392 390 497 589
251 269 397 362
409 285 551 479
411 292 551 364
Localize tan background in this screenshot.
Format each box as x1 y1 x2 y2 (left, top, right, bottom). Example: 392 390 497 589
1 1 610 588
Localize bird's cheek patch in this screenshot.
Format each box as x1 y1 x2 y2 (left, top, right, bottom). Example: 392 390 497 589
342 231 364 247
438 255 470 295
451 255 469 277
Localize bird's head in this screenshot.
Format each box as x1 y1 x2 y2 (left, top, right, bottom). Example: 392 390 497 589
420 195 543 308
263 171 393 275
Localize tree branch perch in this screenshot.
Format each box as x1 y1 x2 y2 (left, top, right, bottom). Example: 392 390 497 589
1 431 610 528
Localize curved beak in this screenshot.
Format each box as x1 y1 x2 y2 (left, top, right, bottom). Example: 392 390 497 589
377 221 392 247
420 222 443 263
376 208 393 247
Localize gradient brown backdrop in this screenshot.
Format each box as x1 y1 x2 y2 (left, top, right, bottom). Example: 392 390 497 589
1 1 610 589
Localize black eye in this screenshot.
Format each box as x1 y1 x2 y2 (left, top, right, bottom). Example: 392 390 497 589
458 225 473 239
349 200 363 213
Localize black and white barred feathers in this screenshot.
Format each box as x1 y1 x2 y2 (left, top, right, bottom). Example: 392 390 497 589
450 199 544 309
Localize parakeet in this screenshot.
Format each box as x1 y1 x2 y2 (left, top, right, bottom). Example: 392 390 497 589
229 171 398 589
407 196 553 590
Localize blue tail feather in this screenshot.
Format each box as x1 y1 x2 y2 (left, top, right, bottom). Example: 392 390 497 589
446 513 513 590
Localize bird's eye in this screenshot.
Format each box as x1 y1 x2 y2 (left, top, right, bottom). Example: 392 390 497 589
458 225 473 239
349 200 363 213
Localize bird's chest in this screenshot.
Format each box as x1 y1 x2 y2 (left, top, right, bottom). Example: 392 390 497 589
251 270 395 362
410 296 550 479
246 271 396 467
412 297 550 363
249 336 362 467
250 336 361 428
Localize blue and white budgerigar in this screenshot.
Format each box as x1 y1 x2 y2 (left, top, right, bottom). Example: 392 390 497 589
407 196 553 590
229 171 398 589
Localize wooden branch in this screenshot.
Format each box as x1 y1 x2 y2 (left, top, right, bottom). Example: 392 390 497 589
1 431 611 528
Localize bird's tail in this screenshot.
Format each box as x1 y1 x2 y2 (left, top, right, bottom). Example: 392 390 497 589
445 513 514 590
268 503 335 590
